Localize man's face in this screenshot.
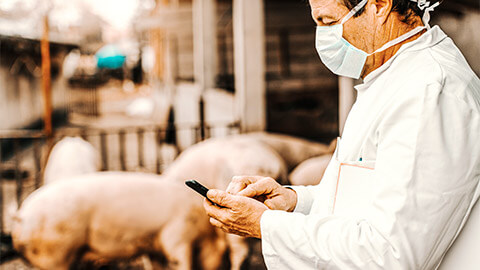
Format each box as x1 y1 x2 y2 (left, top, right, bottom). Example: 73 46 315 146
309 0 375 53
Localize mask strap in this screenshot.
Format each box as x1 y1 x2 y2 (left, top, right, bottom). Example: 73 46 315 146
422 1 440 28
340 0 369 25
368 25 426 55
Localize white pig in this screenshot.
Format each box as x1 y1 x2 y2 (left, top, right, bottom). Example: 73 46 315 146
12 172 226 270
163 136 288 270
164 136 289 189
238 132 336 171
43 137 101 184
289 154 333 186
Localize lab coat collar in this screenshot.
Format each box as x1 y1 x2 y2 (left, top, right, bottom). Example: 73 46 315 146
354 25 448 92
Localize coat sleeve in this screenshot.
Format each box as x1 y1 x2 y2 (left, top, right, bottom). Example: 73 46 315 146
260 82 480 270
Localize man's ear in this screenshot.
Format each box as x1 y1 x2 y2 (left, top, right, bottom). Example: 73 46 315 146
372 0 393 24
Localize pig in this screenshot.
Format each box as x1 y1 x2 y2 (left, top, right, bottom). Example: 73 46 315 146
289 154 333 186
164 136 289 189
43 137 101 184
12 172 226 270
163 136 288 270
238 132 336 171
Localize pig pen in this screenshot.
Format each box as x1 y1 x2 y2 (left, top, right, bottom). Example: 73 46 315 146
1 129 333 269
0 122 241 269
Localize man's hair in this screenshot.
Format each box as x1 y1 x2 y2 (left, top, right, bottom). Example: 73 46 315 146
343 0 437 24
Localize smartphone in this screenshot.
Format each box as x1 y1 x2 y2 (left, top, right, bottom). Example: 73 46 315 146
185 180 223 207
185 180 210 198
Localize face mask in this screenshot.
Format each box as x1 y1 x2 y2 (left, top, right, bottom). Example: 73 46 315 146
315 0 439 79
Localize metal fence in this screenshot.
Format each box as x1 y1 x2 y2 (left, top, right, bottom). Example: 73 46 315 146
0 121 240 238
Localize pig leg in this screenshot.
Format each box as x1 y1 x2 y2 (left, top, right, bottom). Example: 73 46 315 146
13 222 83 270
226 234 249 270
158 219 193 270
198 230 228 270
141 254 154 270
23 243 77 270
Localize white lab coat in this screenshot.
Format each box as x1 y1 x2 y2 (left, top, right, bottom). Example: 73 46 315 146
260 25 480 269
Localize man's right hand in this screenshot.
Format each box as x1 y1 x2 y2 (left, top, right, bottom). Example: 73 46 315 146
226 176 297 212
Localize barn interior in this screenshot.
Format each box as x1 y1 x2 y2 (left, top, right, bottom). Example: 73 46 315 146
0 0 479 269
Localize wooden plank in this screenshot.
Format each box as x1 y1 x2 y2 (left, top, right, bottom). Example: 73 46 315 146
233 0 266 132
193 0 217 90
41 15 52 138
0 140 3 234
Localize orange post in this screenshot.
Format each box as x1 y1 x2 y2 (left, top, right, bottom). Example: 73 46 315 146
41 15 52 138
151 0 170 82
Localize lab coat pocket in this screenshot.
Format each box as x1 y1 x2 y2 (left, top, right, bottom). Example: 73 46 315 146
332 161 378 217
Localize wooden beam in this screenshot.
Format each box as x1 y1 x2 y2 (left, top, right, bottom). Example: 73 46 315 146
233 0 266 132
193 0 217 90
41 15 52 138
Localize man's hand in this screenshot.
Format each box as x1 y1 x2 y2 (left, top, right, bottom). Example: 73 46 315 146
227 176 297 212
203 189 268 238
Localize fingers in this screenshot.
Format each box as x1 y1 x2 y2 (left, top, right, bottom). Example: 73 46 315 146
206 189 224 205
264 187 298 212
207 189 235 208
264 199 275 210
203 198 228 223
209 217 224 228
226 176 248 195
206 198 265 239
226 175 264 195
208 217 250 237
237 177 277 198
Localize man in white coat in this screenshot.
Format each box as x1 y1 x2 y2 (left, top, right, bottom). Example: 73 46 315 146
203 0 480 268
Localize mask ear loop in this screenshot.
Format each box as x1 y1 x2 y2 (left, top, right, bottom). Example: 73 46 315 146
421 1 440 29
366 0 440 55
366 25 427 55
340 0 369 24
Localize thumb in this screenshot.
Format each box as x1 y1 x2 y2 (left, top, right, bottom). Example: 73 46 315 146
207 189 229 206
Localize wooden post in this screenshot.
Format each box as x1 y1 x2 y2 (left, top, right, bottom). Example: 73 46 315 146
33 140 42 188
155 128 163 174
14 139 22 207
338 76 356 135
151 0 170 83
193 0 217 139
137 128 144 168
119 130 127 171
152 29 165 82
41 15 52 138
193 0 217 90
100 132 108 171
233 0 266 132
0 140 3 234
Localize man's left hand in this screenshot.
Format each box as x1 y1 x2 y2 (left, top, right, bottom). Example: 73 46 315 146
203 189 268 238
